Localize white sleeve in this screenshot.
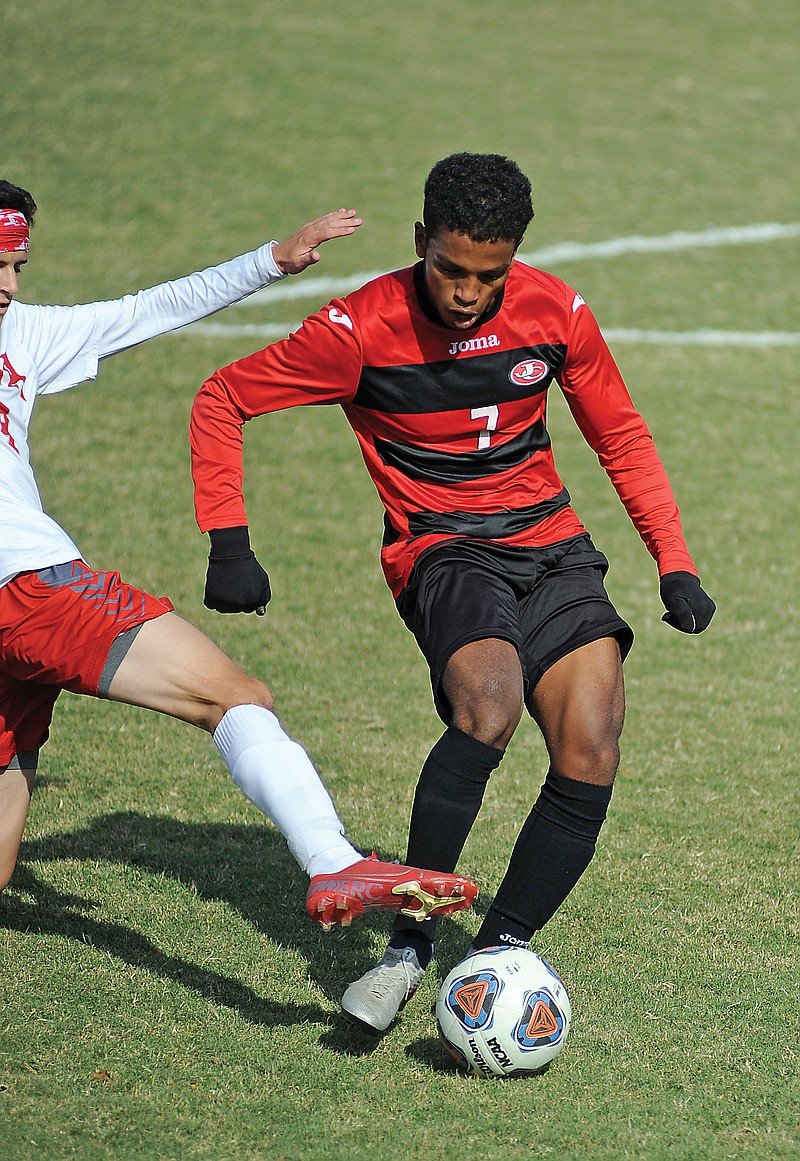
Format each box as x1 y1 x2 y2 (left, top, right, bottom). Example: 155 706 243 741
32 242 284 395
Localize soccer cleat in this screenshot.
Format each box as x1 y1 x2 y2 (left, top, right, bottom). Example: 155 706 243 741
306 855 478 932
340 946 426 1033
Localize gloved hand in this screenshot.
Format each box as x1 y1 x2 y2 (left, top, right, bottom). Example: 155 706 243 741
204 526 271 614
659 571 716 633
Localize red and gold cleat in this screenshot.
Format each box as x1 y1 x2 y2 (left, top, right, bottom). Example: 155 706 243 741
306 855 478 932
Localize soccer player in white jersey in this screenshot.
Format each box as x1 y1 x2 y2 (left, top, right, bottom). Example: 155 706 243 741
0 180 477 931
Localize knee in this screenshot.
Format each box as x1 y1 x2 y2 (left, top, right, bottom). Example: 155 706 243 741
555 731 621 786
234 676 274 714
588 695 625 780
451 689 523 750
444 639 525 750
203 676 274 733
586 735 621 784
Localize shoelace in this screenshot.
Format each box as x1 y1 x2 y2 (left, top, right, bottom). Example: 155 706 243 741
369 958 418 999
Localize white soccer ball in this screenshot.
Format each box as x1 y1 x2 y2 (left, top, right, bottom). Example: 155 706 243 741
436 946 572 1078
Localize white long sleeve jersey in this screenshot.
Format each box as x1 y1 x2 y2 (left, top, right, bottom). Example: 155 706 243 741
0 243 283 587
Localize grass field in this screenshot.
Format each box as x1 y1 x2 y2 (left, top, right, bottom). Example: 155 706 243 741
2 2 799 1158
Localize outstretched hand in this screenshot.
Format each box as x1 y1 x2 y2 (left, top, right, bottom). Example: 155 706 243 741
272 208 362 275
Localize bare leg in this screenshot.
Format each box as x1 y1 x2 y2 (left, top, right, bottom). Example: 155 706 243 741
443 637 525 750
529 636 625 785
471 636 625 947
104 611 361 875
2 603 259 895
1 614 477 929
0 753 38 892
107 611 272 729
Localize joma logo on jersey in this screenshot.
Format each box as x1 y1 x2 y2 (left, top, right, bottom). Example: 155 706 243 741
509 358 549 386
448 335 500 356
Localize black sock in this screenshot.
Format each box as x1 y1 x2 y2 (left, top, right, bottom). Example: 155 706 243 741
392 725 503 946
472 768 613 951
387 929 436 969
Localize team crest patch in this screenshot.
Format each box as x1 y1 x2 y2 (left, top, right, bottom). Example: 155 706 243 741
509 358 549 386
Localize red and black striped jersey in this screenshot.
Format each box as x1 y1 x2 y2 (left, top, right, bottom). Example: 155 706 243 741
191 260 697 596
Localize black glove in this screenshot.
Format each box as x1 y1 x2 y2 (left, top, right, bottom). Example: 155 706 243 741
659 571 716 634
204 526 271 614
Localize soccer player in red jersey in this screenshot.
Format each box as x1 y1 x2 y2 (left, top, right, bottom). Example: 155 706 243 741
189 153 716 1032
0 180 478 931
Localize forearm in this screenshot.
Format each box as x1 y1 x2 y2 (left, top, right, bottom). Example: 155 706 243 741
598 434 697 575
95 243 284 359
561 310 697 576
190 372 250 533
190 304 361 532
563 307 711 627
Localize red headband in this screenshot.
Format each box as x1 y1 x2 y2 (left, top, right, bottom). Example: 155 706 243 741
0 210 30 253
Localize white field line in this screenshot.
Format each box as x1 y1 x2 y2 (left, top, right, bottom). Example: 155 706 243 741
518 221 800 266
186 221 800 346
187 321 800 347
602 329 800 347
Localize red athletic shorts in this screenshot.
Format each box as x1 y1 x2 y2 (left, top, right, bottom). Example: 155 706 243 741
0 561 174 764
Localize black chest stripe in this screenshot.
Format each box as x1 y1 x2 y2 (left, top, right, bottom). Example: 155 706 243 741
404 488 572 540
374 420 551 484
353 344 567 414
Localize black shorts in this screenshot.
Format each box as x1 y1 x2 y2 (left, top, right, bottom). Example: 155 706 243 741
395 535 633 724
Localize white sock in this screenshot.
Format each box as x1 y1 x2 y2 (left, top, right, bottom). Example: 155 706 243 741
213 704 361 877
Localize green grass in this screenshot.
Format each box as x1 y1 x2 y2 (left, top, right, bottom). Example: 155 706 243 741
2 1 799 1158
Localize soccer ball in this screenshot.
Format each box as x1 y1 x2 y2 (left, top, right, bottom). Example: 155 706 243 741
435 946 572 1079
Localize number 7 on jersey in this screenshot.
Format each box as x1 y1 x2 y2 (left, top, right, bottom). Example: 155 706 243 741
471 405 499 450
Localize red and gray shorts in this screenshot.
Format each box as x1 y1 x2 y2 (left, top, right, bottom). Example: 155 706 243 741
0 560 173 764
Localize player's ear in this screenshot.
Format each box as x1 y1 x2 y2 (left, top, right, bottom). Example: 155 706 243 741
414 221 427 259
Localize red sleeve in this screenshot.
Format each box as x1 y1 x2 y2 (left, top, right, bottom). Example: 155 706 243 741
190 302 362 532
559 301 697 576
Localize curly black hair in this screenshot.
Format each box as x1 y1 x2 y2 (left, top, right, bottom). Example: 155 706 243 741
422 153 533 244
0 180 37 226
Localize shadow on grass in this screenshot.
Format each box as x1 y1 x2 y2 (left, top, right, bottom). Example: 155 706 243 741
1 891 333 1031
1 812 482 1053
405 1036 463 1075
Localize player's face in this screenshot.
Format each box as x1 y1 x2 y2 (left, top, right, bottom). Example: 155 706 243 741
0 251 26 319
415 224 518 330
